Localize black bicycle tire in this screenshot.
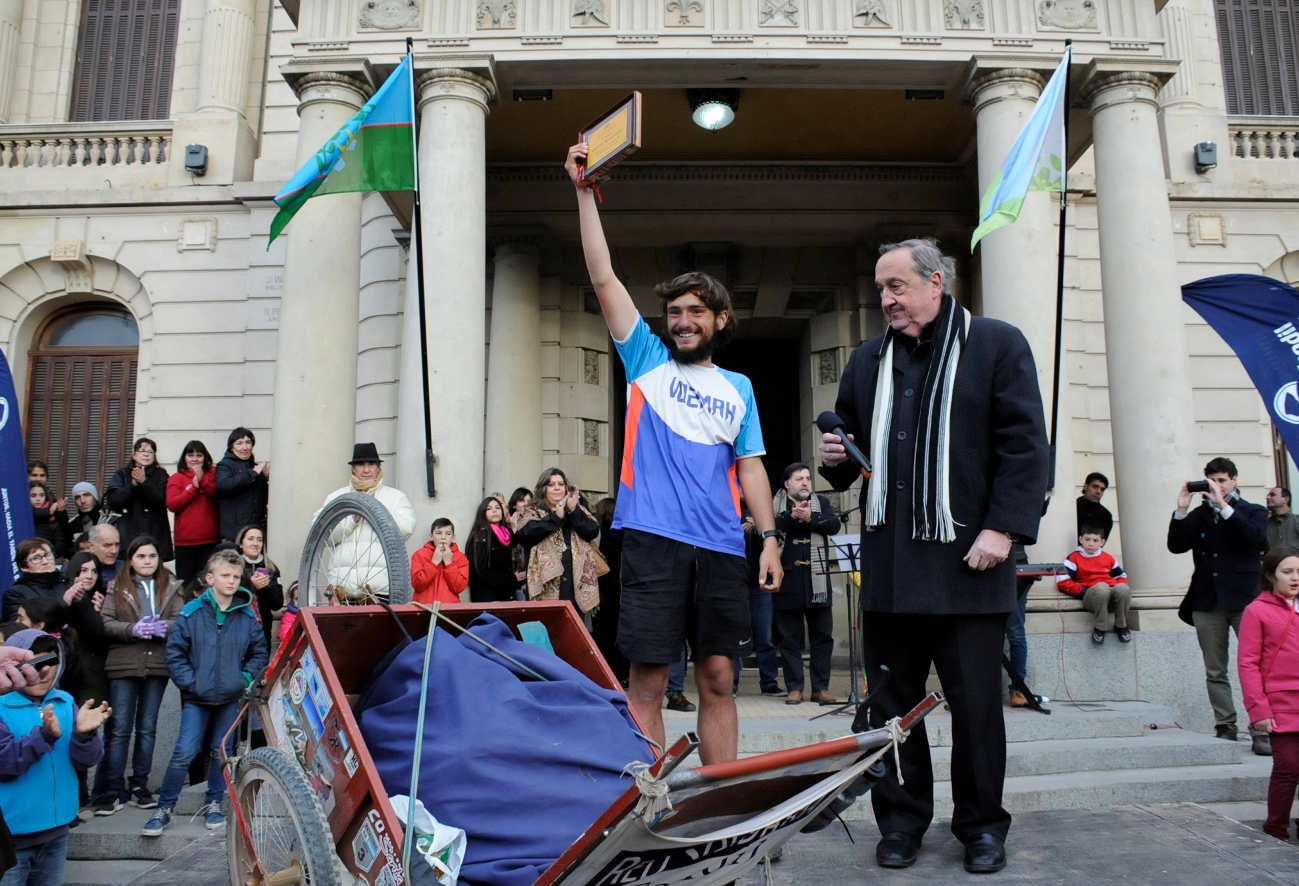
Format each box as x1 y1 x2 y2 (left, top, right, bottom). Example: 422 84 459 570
298 491 412 605
227 745 344 886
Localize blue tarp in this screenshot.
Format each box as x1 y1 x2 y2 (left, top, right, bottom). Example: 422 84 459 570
356 614 652 886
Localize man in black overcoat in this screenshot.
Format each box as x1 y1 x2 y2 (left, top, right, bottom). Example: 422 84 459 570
819 239 1049 875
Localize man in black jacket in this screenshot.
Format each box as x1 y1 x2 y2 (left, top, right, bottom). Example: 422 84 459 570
1167 457 1269 754
819 239 1049 875
773 463 841 706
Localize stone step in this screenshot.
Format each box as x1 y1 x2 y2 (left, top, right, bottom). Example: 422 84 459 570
930 729 1243 780
67 801 218 862
62 860 161 886
727 700 1182 755
840 755 1273 820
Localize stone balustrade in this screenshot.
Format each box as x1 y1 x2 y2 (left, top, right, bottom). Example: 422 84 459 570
0 120 171 172
1229 116 1299 160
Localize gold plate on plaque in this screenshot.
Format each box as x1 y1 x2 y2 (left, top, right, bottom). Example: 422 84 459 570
579 91 643 185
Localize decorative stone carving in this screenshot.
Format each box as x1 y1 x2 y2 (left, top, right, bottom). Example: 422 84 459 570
50 240 92 294
943 0 983 29
572 0 609 26
177 218 218 252
477 0 516 27
1037 0 1097 30
665 0 703 26
758 0 798 27
359 0 421 30
1187 213 1226 247
853 0 889 27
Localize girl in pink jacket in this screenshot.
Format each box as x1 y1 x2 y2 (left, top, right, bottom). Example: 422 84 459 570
1239 544 1299 841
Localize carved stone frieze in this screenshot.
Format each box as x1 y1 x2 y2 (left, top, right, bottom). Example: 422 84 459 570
1037 0 1098 30
944 0 983 29
758 0 798 27
358 0 421 29
853 0 889 27
572 0 609 26
665 0 703 26
477 0 516 28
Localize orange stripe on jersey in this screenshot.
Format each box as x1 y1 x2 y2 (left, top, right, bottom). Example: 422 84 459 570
727 462 741 516
621 382 646 489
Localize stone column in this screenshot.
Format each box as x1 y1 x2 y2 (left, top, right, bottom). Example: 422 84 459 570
267 68 372 579
484 233 545 495
1084 68 1196 605
396 67 495 540
970 67 1077 563
0 0 22 123
197 0 257 114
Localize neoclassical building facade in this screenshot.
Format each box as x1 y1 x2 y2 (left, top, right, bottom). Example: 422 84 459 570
1 0 1298 719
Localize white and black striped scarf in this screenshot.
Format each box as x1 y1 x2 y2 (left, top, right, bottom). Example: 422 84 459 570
864 296 970 543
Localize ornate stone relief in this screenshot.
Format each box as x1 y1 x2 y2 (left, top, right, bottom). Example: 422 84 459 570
477 0 516 28
358 0 421 29
853 0 890 27
1037 0 1097 30
50 240 92 294
572 0 609 26
758 0 798 27
943 0 983 29
665 0 703 26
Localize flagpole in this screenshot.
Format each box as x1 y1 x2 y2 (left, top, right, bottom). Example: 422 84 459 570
1047 39 1072 492
406 36 437 497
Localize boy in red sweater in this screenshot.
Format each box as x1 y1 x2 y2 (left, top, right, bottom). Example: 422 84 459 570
411 518 469 605
1057 524 1131 645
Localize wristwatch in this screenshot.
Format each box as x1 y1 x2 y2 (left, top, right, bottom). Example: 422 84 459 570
760 529 784 544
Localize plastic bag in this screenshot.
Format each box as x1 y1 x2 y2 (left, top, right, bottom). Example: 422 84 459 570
390 794 467 886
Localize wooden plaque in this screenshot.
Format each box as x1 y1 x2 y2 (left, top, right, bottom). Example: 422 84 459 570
579 91 642 185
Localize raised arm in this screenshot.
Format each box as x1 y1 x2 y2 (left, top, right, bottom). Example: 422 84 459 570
565 143 639 341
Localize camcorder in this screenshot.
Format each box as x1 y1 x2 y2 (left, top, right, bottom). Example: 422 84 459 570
1187 480 1211 494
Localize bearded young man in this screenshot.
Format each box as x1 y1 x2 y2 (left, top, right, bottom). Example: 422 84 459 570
565 143 783 765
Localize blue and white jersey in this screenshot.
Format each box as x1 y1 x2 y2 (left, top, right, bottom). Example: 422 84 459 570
612 317 765 557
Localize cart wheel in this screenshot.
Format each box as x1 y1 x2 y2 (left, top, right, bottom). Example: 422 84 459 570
227 746 344 886
299 491 412 606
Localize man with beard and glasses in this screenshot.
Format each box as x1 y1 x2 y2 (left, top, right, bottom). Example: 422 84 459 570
565 143 784 765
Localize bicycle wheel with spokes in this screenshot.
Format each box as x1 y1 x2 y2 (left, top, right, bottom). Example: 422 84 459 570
227 746 343 886
298 491 411 606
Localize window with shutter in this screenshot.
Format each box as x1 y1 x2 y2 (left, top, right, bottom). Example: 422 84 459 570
70 0 181 122
25 308 139 501
1215 0 1299 115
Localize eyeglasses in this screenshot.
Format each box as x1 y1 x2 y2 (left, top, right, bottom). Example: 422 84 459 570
26 550 55 564
136 448 155 455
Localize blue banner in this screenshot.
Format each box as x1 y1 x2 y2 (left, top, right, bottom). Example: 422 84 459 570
0 350 34 593
1182 273 1299 460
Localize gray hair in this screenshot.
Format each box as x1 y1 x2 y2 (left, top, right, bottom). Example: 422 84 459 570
879 238 956 297
88 523 119 544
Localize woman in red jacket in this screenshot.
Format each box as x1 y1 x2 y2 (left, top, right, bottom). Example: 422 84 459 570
1240 544 1299 841
410 518 469 605
166 441 220 582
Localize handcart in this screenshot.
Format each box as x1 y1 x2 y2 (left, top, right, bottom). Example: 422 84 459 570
221 498 943 886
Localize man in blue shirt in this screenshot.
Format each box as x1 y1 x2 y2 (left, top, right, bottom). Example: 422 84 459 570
566 143 783 764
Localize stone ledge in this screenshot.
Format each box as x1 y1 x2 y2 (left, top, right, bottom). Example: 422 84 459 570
0 185 239 209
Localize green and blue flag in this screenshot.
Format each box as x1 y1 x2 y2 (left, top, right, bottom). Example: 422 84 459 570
269 54 416 245
971 46 1071 250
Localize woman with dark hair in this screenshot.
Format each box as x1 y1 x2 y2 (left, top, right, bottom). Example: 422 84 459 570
104 437 173 562
591 498 628 682
28 480 67 558
236 525 283 646
507 487 533 530
465 496 521 603
92 535 184 814
1 539 96 623
215 427 269 543
515 468 601 615
167 440 221 582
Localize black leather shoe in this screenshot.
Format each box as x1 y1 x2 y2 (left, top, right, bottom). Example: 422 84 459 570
1215 725 1239 741
875 832 922 868
963 834 1006 874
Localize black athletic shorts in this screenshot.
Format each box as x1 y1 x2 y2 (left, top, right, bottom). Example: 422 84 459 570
616 528 752 664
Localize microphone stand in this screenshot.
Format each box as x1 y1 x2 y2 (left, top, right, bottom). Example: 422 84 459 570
809 508 865 720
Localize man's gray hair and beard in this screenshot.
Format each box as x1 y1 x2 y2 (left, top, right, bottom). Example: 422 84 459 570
790 486 812 502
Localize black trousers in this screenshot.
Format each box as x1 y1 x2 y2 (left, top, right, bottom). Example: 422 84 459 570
174 542 218 583
774 606 833 693
863 612 1010 843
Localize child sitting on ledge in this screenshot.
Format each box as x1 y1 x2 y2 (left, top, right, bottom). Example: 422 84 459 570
1057 524 1131 645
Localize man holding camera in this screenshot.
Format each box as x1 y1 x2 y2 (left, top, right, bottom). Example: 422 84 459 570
1167 457 1269 754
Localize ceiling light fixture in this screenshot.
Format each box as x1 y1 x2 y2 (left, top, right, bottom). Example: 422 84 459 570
687 89 740 131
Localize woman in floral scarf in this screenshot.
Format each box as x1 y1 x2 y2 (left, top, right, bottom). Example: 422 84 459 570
515 468 601 614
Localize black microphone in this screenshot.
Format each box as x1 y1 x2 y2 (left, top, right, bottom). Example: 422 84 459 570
816 411 873 479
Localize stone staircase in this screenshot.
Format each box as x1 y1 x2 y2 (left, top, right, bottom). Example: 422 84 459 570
63 784 220 886
682 699 1272 820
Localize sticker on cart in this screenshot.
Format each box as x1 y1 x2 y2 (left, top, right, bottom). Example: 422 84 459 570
344 749 359 776
375 867 396 886
267 683 287 746
299 690 325 739
301 648 333 719
288 669 307 705
323 711 352 765
352 819 380 872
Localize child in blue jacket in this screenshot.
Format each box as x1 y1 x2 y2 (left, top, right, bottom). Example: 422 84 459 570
144 549 268 836
0 629 110 886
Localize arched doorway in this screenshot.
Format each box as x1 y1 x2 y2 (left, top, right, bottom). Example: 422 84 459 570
25 305 139 500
